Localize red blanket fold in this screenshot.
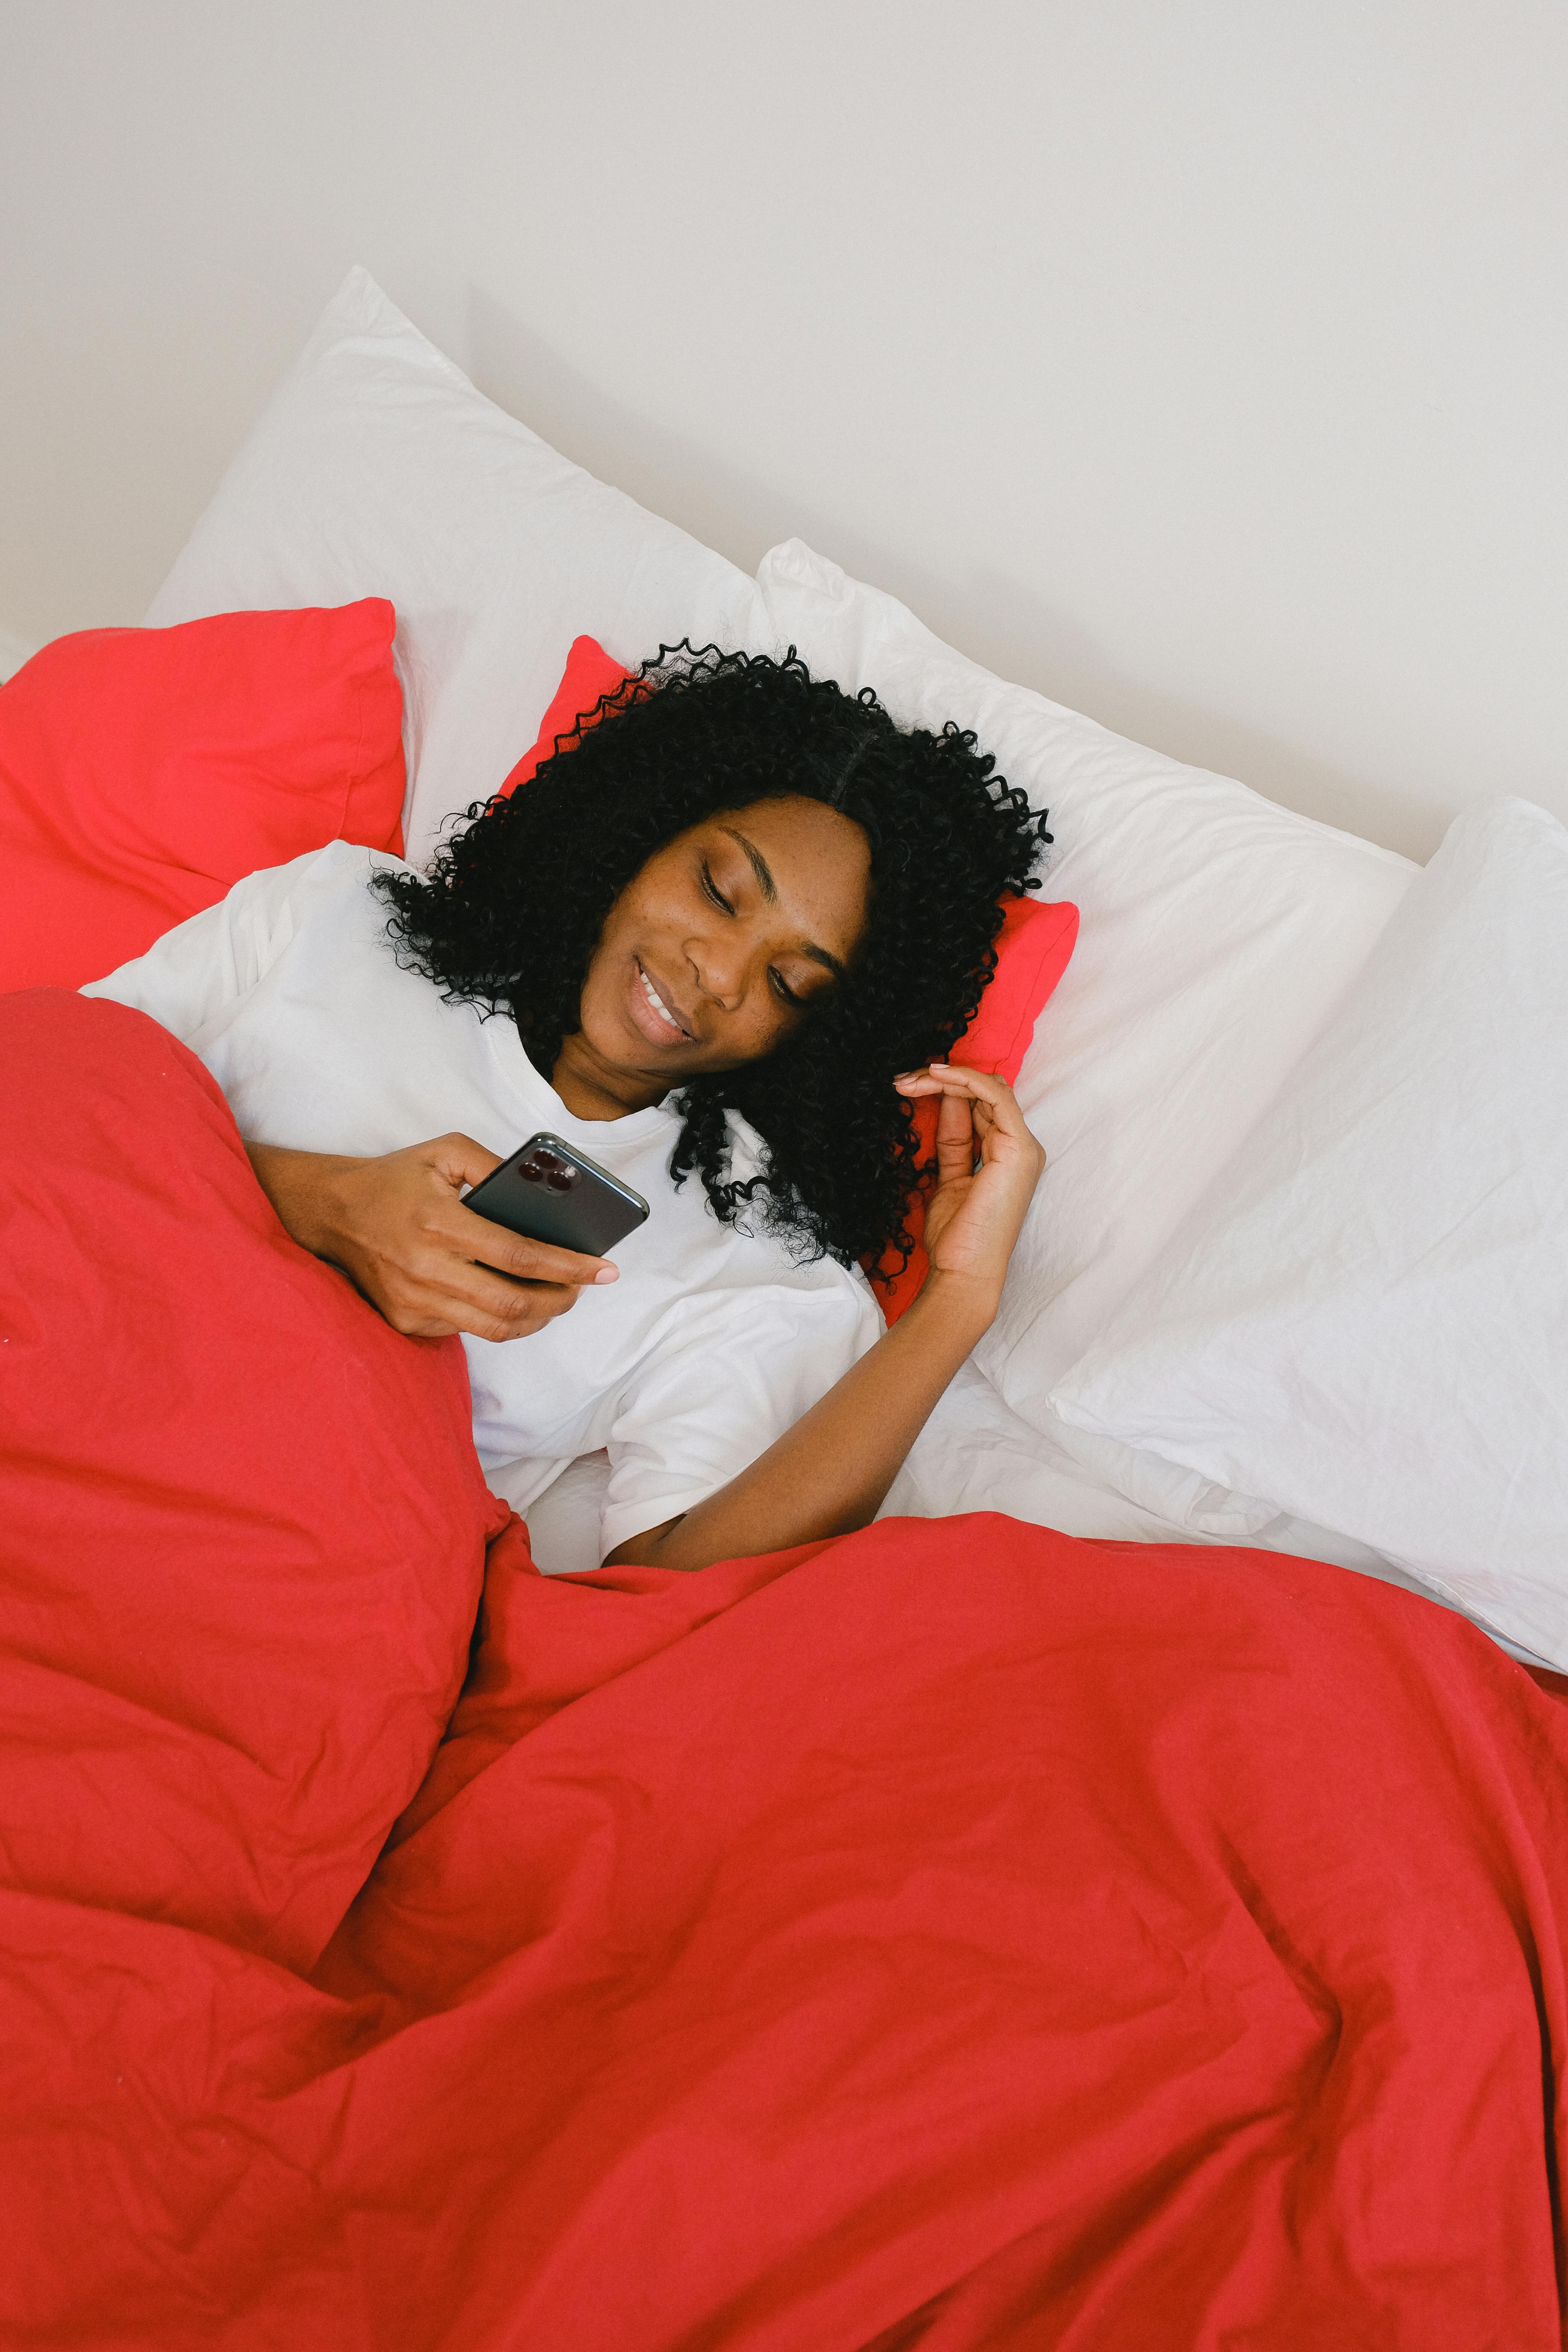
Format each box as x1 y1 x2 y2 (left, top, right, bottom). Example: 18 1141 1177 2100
3 988 1566 2349
0 990 500 1975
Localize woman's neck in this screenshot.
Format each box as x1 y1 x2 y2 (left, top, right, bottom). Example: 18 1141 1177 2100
547 1027 668 1122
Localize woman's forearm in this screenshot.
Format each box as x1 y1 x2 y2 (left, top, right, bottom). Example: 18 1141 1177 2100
245 1142 362 1259
603 1269 998 1572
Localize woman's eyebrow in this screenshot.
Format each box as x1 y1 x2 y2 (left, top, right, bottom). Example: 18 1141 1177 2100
720 827 778 905
720 826 846 982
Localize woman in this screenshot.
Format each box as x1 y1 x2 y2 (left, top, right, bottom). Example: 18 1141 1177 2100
86 646 1049 1571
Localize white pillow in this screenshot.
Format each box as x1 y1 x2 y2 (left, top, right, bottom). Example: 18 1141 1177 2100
145 268 761 867
753 538 1417 1531
1050 798 1568 1665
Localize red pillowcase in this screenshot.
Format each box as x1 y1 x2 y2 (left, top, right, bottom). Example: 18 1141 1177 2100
506 637 1078 1323
0 599 406 992
497 635 637 796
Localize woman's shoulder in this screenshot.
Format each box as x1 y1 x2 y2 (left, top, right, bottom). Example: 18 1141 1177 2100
311 837 413 891
254 839 416 945
686 1164 881 1312
225 837 402 922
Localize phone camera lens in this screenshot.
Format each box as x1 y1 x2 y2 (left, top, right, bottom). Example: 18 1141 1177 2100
519 1147 579 1191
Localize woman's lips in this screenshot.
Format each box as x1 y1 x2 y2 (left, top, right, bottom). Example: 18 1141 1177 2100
629 957 694 1048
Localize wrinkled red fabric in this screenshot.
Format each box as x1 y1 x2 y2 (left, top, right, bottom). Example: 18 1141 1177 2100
3 990 1567 2350
0 991 499 1973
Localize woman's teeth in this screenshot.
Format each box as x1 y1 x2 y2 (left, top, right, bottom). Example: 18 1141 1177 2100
640 967 683 1034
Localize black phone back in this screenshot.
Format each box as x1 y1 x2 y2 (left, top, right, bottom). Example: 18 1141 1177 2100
464 1132 650 1256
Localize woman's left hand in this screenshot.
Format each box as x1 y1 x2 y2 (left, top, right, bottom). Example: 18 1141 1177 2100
609 1066 1046 1571
892 1064 1046 1313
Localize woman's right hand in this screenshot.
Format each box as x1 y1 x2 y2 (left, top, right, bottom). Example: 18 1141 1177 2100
244 1134 619 1341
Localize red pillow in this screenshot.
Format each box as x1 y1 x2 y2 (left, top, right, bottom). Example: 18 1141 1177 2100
506 637 1078 1323
0 598 406 992
497 634 636 796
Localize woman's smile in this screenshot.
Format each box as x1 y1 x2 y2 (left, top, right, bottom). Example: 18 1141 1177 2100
629 955 695 1047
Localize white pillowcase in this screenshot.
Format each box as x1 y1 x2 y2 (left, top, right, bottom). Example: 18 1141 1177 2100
145 268 761 867
752 539 1417 1532
1050 797 1568 1666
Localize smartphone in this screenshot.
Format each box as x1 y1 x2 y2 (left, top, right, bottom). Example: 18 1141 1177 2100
464 1132 649 1257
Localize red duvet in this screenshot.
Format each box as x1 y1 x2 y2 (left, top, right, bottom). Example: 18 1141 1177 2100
3 990 1565 2350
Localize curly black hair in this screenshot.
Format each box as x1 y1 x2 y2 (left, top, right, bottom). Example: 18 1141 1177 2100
373 644 1049 1278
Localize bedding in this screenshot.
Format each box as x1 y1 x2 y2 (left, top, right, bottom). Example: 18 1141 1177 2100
1052 795 1568 1668
0 596 404 991
752 538 1419 1536
6 264 1566 2344
5 980 1568 2346
527 1361 1474 1643
143 267 761 866
497 629 637 794
0 988 498 1972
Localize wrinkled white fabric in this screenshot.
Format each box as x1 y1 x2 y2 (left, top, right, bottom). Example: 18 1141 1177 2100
1052 797 1568 1666
752 537 1416 1537
144 269 761 869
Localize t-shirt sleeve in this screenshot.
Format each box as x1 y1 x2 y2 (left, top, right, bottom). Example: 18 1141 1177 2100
597 1269 884 1559
79 850 328 1045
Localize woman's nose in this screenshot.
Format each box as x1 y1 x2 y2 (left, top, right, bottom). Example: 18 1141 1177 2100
687 931 747 1013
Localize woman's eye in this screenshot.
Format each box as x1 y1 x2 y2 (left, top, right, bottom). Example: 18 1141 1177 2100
770 969 804 1009
701 862 733 914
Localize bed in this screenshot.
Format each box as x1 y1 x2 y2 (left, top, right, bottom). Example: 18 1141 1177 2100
2 269 1566 2349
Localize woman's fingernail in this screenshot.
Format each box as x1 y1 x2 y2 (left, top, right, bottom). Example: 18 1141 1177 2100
593 1267 619 1284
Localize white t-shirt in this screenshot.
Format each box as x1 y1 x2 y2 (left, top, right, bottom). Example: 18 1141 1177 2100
84 841 882 1557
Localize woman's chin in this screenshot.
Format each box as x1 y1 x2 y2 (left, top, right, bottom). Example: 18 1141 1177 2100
577 1006 695 1083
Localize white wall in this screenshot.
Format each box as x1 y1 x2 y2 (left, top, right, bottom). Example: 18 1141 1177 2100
3 0 1565 858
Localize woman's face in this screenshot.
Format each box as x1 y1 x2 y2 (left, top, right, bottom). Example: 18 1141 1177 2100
555 795 872 1117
